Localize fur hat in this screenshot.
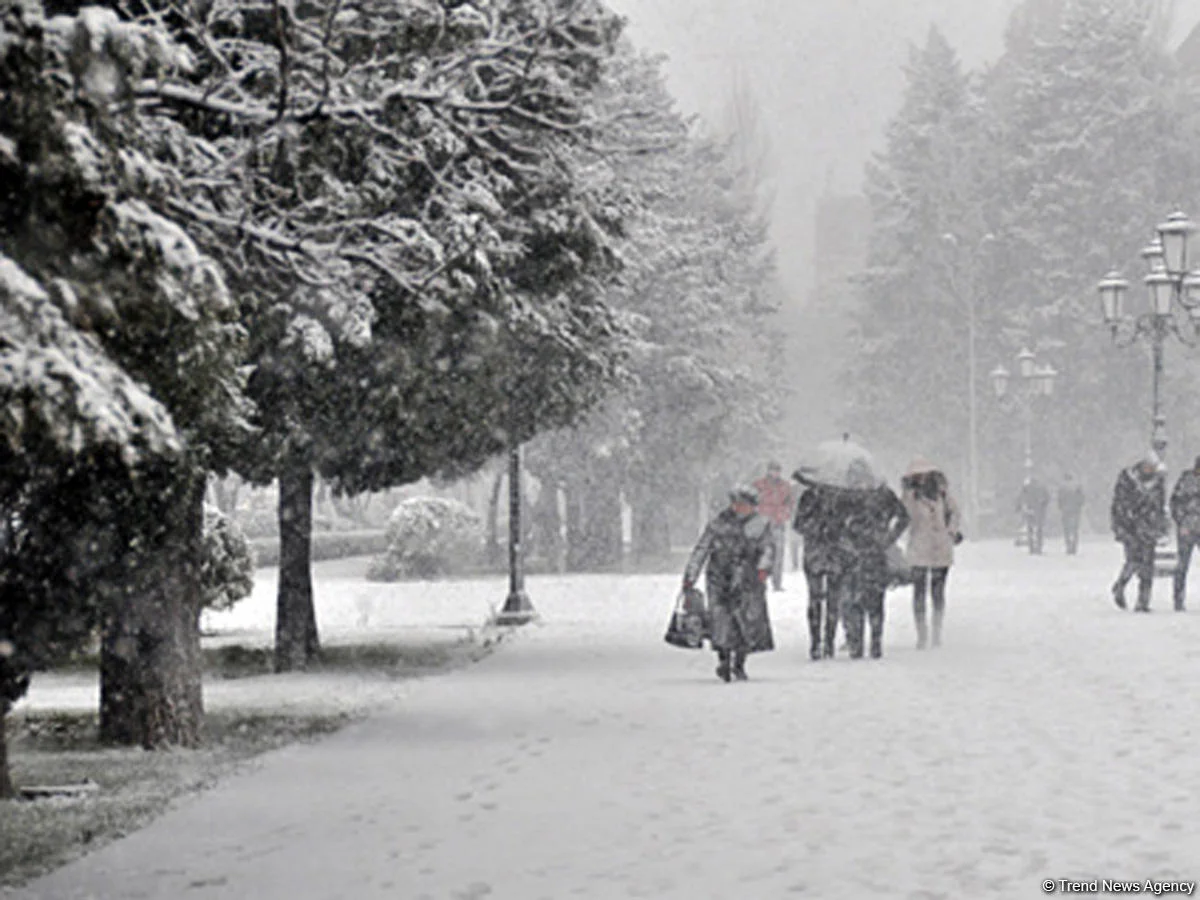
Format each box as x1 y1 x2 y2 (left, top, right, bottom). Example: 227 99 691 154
729 485 759 506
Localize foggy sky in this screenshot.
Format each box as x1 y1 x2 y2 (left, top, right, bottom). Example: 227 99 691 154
607 0 1200 303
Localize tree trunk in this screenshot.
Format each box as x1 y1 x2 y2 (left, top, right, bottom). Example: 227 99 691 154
275 460 320 672
99 469 205 748
0 702 12 800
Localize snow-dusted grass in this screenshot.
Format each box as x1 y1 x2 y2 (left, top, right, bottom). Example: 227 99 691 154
5 556 504 890
12 536 1200 900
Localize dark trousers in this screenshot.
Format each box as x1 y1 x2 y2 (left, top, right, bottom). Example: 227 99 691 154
804 568 842 657
1061 512 1081 555
1114 539 1155 610
912 566 949 646
1173 532 1199 610
1024 514 1045 554
842 568 885 658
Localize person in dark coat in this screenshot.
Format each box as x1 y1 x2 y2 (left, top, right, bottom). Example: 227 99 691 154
1057 474 1085 556
1110 452 1167 612
838 461 910 659
1169 456 1200 611
792 477 846 660
1017 476 1051 554
683 486 775 682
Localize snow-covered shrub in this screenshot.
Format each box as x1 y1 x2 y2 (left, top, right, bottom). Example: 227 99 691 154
201 506 255 611
367 498 483 581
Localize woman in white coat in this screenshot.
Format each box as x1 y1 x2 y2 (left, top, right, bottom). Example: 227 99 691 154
900 458 962 648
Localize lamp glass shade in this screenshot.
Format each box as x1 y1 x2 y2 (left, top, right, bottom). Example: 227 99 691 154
1040 365 1057 397
1158 211 1194 275
1099 271 1128 323
1143 237 1166 271
990 364 1010 398
1018 348 1036 380
1182 271 1200 309
1146 271 1174 316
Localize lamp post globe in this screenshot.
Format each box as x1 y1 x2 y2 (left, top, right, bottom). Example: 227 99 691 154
1018 348 1036 380
1157 210 1194 276
1099 271 1129 325
1145 270 1175 317
1143 236 1166 272
990 364 1010 399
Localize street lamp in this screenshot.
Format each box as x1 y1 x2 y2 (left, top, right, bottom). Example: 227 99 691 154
991 347 1058 477
495 336 537 627
1097 210 1200 460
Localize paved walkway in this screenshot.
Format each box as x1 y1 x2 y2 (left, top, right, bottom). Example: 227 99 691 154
10 540 1200 899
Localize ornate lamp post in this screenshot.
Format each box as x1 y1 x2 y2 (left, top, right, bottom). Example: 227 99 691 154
1097 210 1200 461
990 348 1059 478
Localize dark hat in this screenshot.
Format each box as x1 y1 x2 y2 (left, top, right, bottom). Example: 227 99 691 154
729 485 759 505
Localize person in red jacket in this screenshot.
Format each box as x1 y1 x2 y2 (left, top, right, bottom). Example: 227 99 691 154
754 461 796 591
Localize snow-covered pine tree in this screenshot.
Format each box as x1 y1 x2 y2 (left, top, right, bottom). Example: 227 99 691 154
525 49 781 565
848 26 985 489
127 0 634 668
0 0 249 756
982 0 1199 491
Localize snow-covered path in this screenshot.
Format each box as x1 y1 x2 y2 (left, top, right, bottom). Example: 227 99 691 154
10 540 1200 899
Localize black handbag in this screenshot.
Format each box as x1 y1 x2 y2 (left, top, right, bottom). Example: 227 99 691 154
664 587 710 649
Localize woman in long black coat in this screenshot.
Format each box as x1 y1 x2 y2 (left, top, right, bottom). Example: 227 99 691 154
683 486 775 682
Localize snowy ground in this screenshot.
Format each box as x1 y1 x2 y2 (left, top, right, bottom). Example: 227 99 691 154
9 538 1200 899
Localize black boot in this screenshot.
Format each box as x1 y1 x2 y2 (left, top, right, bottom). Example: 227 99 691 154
915 617 928 650
808 605 823 661
1112 582 1127 610
1135 580 1152 613
731 651 747 681
715 650 731 682
931 612 943 648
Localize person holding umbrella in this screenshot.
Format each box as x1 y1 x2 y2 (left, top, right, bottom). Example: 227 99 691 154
793 474 845 660
795 435 909 659
682 485 776 681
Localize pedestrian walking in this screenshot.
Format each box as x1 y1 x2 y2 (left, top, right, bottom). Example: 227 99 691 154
1110 452 1167 612
793 477 846 660
1057 473 1085 556
1017 476 1050 554
1169 456 1200 612
754 461 796 591
838 460 909 659
900 458 961 649
683 486 775 681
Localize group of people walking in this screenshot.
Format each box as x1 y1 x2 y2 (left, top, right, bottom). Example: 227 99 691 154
678 445 1200 681
1109 451 1200 613
1015 473 1085 555
682 452 962 681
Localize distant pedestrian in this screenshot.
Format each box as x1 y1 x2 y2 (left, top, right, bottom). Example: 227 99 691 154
1057 474 1085 556
1110 452 1167 612
1017 476 1051 554
900 458 962 649
683 486 775 681
754 461 796 592
1169 456 1200 612
793 476 846 660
